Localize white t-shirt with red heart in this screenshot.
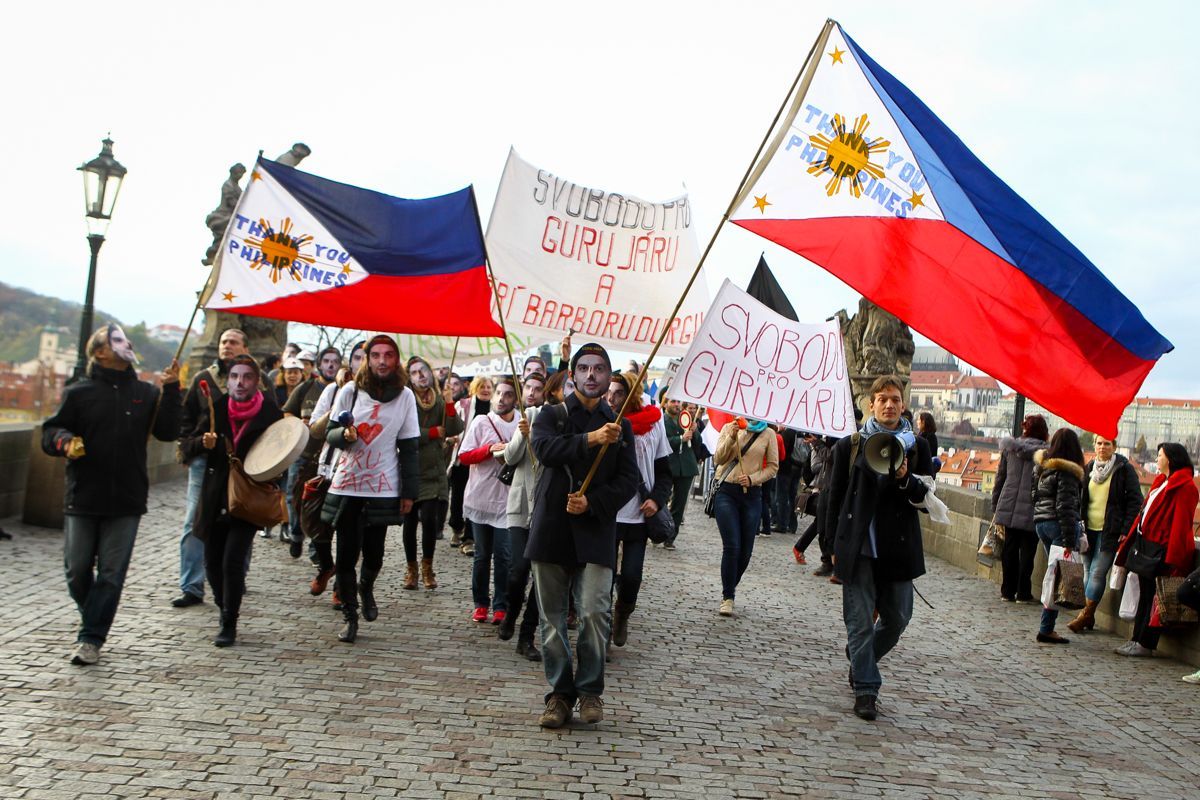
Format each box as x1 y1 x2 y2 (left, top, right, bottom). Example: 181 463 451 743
327 382 419 498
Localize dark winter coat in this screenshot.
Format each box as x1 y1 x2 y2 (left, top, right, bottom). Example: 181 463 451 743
179 361 231 464
42 364 182 517
412 391 463 502
828 430 933 583
1081 454 1143 551
1031 450 1085 540
526 392 639 570
991 436 1046 530
178 392 282 540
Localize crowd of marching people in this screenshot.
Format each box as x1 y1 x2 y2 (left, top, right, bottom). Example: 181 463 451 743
43 324 1200 728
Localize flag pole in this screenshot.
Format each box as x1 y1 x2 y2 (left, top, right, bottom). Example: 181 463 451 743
469 187 524 409
574 19 836 496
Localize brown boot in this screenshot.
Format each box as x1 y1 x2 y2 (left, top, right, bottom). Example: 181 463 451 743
403 561 418 591
421 558 438 590
1067 599 1098 633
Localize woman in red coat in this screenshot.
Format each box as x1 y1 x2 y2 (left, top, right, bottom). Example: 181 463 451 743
1113 442 1198 656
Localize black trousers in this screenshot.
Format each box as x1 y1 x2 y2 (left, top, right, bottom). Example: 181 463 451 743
668 474 694 536
1000 527 1038 600
334 497 387 614
448 465 471 539
505 526 540 642
402 499 445 562
1132 571 1161 650
206 516 256 619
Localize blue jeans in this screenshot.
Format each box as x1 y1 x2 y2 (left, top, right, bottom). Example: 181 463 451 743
1082 530 1116 604
1036 520 1075 634
532 560 612 702
842 557 914 698
64 514 141 645
471 522 511 611
179 458 207 599
714 486 761 600
285 459 302 534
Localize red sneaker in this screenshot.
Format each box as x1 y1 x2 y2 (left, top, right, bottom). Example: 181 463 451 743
491 609 506 625
792 546 807 565
472 607 488 623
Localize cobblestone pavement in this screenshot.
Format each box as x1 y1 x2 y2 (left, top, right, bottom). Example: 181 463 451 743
2 478 1198 799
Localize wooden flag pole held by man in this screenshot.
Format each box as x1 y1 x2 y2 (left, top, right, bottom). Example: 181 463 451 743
575 19 836 495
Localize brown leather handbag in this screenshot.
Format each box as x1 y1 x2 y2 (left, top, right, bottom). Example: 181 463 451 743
226 443 288 528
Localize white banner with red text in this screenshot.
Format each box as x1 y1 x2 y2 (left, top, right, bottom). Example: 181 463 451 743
665 279 856 437
485 149 709 357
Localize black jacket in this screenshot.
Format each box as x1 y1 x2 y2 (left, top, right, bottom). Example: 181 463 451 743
1081 454 1142 551
828 429 933 583
42 364 182 517
526 393 639 570
180 393 282 539
1031 450 1084 538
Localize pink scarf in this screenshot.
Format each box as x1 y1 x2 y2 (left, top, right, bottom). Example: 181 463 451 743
227 392 264 451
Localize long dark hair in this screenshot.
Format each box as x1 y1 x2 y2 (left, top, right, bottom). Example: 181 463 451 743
1021 414 1049 442
542 371 569 405
1157 442 1194 474
1045 428 1084 467
354 337 407 396
917 412 937 434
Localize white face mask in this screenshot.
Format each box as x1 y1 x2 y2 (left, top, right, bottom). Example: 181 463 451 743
107 324 137 364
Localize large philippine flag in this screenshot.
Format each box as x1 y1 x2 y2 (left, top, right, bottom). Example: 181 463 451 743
203 158 503 338
730 21 1172 437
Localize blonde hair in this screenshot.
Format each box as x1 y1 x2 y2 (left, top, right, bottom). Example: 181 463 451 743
84 327 110 372
469 375 495 396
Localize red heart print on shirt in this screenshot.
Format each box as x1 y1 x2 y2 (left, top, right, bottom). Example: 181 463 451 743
356 422 383 445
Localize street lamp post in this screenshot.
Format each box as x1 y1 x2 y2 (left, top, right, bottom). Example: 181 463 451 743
72 137 127 382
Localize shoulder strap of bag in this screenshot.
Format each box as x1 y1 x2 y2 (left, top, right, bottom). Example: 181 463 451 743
847 431 863 481
718 429 764 484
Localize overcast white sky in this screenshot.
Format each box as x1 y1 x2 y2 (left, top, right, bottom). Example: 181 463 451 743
2 1 1196 396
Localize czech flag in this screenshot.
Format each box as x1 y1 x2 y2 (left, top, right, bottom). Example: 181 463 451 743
204 157 503 338
731 21 1172 437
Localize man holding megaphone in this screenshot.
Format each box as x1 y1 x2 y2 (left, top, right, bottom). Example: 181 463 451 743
826 375 933 722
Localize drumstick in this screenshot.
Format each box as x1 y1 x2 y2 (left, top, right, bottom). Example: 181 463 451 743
199 379 216 435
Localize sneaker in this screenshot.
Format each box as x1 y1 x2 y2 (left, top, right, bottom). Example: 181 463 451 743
1182 669 1200 684
449 530 462 548
491 609 507 626
70 642 101 666
1114 641 1154 657
792 546 807 565
1000 594 1016 602
578 695 604 724
1014 595 1037 605
719 598 734 617
472 606 489 623
853 694 878 721
538 694 573 728
663 541 677 550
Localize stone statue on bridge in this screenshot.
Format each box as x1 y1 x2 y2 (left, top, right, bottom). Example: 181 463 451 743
837 298 915 414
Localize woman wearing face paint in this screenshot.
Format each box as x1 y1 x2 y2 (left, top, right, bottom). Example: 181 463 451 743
401 356 463 590
180 354 282 647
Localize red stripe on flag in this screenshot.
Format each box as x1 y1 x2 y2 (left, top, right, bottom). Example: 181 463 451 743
224 266 504 338
734 217 1152 437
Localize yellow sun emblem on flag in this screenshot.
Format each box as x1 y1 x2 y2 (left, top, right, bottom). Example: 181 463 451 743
806 113 891 198
244 217 317 284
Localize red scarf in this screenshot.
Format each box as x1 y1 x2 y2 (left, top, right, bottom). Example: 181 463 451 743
228 392 264 451
626 405 662 436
